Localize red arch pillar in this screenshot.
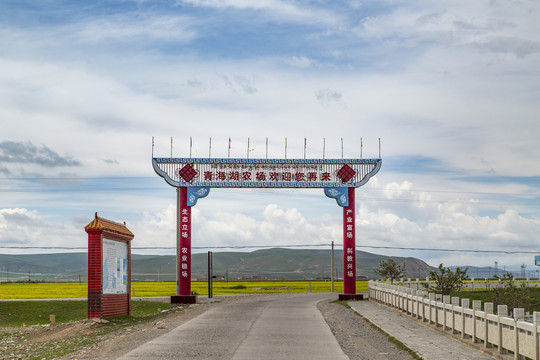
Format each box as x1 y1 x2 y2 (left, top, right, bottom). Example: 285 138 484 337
339 187 363 301
171 187 196 304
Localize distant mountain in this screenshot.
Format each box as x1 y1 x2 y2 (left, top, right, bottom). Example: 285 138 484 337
0 249 435 282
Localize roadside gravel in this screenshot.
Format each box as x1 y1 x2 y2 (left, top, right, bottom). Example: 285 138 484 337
318 300 417 360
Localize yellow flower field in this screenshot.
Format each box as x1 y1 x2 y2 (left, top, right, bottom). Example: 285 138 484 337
0 281 369 299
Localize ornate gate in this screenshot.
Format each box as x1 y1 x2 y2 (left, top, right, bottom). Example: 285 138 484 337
153 149 381 303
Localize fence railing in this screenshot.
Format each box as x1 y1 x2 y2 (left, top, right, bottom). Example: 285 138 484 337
379 278 540 291
369 280 540 360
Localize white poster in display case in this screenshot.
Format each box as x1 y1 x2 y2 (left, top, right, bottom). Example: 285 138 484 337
103 239 128 294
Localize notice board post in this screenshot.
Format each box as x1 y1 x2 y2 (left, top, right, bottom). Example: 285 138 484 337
85 213 134 318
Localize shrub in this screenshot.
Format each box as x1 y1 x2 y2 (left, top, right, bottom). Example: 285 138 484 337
423 264 469 295
490 272 532 313
374 258 406 281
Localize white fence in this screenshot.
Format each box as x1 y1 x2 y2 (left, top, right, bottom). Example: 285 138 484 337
369 280 540 360
384 278 540 291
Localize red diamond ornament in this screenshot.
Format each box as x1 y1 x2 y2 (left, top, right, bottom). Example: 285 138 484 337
337 164 356 183
178 164 197 182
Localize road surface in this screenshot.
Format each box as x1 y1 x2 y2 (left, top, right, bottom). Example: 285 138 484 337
118 293 348 360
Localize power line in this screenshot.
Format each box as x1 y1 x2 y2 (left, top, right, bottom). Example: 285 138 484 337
0 187 168 193
1 244 538 254
0 176 157 181
1 176 539 197
364 187 540 197
0 187 537 207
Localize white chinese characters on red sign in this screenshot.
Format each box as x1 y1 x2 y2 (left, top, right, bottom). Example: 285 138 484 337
180 208 190 279
345 209 355 278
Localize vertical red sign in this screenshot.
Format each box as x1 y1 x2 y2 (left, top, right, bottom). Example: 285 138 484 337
343 187 356 294
178 187 191 296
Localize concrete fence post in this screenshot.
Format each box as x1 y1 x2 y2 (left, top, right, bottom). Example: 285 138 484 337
513 308 525 321
460 298 469 338
411 289 417 316
513 308 525 360
472 300 481 342
484 302 494 348
452 296 460 334
429 293 435 324
498 305 508 354
533 312 540 360
443 295 451 330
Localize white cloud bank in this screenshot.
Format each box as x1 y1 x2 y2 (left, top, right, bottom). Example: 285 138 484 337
2 179 538 271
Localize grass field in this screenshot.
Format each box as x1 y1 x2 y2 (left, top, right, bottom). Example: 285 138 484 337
0 281 368 299
452 288 540 312
0 300 171 327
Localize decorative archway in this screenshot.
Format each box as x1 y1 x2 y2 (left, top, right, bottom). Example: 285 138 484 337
153 151 381 303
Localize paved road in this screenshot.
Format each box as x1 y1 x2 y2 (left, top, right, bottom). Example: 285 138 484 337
118 293 349 360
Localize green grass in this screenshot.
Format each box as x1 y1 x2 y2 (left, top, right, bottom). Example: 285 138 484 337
0 300 87 327
0 300 169 327
451 288 540 312
0 301 181 360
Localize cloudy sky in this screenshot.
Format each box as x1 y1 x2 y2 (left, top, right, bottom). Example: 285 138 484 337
1 0 539 274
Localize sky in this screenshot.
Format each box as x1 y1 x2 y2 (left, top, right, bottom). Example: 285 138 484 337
0 0 539 275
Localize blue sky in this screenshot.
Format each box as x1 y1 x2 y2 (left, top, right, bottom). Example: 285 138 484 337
0 0 539 273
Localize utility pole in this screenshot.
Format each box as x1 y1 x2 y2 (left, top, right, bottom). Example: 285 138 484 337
208 251 213 301
331 241 334 292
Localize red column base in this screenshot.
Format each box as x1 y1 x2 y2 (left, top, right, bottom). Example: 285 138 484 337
171 295 197 304
339 294 364 301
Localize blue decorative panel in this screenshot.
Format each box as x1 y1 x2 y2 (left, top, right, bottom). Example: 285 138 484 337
187 187 210 206
324 187 349 207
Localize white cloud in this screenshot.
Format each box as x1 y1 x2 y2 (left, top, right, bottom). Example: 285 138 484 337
356 180 540 268
472 36 540 58
181 0 341 26
315 88 342 106
0 208 82 251
287 56 317 68
73 15 198 43
123 179 540 270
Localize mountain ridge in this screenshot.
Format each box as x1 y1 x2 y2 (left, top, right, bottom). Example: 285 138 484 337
0 249 434 281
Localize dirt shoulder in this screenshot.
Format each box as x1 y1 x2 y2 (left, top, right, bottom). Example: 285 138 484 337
318 300 417 360
1 297 233 360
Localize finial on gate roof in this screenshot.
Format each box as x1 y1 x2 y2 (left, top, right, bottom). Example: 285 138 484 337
95 212 98 219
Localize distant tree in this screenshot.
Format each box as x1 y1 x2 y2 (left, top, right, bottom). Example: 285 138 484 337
423 264 469 295
490 272 532 312
374 258 406 281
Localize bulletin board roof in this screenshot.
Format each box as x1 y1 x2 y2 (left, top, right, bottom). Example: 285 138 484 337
85 213 134 237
